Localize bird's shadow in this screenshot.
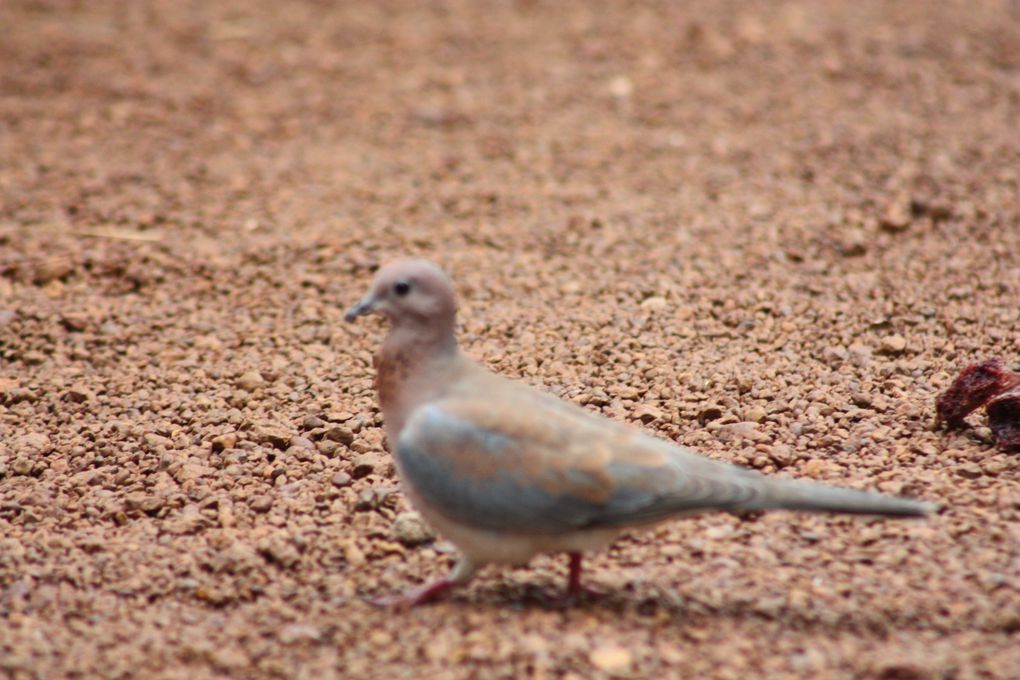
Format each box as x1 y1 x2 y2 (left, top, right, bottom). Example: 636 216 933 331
426 580 932 638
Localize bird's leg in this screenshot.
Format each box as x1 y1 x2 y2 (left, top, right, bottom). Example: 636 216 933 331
370 558 476 608
563 552 604 600
567 552 584 595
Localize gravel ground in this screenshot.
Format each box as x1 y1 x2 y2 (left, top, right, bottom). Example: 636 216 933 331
2 1 1019 678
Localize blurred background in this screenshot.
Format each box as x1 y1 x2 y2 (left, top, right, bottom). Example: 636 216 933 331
4 1 1019 268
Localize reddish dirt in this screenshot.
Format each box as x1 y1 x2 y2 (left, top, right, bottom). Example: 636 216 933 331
2 1 1019 678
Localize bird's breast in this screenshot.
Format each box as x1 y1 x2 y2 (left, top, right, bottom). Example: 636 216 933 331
375 349 414 434
375 351 408 410
376 344 455 439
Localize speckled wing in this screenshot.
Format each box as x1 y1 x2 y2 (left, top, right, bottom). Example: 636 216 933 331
394 390 773 535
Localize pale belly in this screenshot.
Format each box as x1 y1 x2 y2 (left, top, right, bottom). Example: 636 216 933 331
400 476 626 566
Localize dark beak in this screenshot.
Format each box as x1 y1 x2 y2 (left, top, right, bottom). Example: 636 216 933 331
344 296 376 322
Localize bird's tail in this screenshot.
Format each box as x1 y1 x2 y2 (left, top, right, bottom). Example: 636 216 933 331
749 476 936 517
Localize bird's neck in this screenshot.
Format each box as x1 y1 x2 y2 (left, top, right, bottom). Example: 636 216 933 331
376 326 459 439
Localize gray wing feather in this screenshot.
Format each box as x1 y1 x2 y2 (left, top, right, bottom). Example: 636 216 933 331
397 403 767 534
396 399 932 536
396 405 608 533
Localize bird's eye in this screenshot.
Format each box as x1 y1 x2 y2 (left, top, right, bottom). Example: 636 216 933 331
393 281 411 297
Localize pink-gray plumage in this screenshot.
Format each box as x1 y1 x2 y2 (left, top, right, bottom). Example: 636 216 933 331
345 259 935 607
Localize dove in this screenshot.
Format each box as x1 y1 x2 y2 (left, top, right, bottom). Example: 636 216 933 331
345 259 935 607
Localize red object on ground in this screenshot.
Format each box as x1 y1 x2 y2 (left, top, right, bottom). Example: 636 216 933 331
987 386 1020 452
936 358 1020 428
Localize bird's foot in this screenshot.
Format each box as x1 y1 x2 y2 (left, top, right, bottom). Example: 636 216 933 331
367 559 477 609
535 580 606 606
368 578 456 609
567 582 606 600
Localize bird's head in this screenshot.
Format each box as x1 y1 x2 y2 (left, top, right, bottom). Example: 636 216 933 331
345 259 457 334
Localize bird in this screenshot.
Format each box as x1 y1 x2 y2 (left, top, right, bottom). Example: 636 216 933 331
345 259 936 607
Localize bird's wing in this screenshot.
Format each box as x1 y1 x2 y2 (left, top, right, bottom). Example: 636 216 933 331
394 387 769 535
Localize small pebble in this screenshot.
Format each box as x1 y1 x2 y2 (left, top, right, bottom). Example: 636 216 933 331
302 415 326 430
955 463 983 479
590 645 632 676
390 511 436 546
355 486 392 511
879 335 907 355
323 426 355 446
351 452 385 479
250 495 274 513
744 406 768 423
11 457 34 475
254 425 292 450
22 350 47 366
236 371 266 392
633 404 663 424
880 195 912 232
717 421 766 442
211 433 238 452
16 432 52 455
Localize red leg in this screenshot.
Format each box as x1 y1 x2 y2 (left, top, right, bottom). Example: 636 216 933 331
567 552 584 595
564 552 604 600
369 577 457 608
369 559 476 609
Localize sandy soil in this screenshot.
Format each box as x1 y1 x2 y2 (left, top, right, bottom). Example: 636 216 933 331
1 1 1019 677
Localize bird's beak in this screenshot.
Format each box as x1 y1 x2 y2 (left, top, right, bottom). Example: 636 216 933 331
344 295 377 322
